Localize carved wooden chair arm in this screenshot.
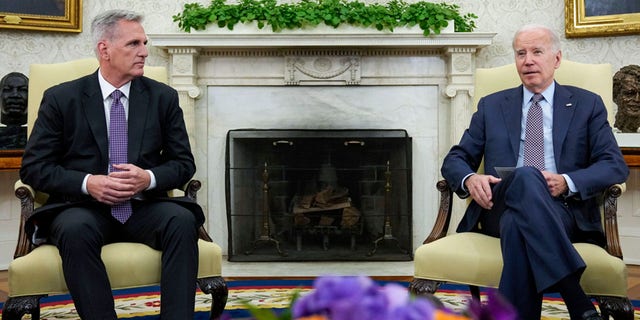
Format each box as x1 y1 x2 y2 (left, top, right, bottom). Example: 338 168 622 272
602 183 625 259
179 179 201 200
13 180 37 259
183 179 215 242
423 179 453 244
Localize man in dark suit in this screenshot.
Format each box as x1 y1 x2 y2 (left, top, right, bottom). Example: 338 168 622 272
20 9 203 320
441 24 629 320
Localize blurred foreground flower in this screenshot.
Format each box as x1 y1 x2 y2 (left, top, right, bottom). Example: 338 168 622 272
466 288 517 320
244 275 516 320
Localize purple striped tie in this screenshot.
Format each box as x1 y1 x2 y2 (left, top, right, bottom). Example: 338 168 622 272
109 90 133 223
523 93 545 171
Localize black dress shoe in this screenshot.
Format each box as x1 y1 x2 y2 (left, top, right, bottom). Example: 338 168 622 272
581 310 603 320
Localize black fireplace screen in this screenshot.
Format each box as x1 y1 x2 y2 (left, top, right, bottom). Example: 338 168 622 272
225 129 412 261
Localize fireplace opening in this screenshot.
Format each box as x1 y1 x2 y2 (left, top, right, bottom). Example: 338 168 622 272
226 129 412 261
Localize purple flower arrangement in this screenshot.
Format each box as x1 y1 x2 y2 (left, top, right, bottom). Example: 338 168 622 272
236 275 517 320
294 276 439 320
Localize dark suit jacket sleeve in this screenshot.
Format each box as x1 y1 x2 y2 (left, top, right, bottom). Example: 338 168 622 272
441 95 490 198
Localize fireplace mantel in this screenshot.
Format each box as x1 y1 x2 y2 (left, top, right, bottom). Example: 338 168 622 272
148 30 495 142
147 30 495 255
149 30 495 49
148 31 496 92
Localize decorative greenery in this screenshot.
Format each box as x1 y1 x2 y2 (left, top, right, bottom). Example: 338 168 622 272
173 0 477 36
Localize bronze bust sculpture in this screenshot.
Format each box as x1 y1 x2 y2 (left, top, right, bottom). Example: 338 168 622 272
613 65 640 133
0 72 28 149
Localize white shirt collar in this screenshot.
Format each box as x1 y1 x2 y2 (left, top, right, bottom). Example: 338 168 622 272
523 81 556 106
98 69 131 100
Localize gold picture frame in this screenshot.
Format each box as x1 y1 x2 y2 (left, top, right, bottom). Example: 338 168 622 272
565 0 640 38
0 0 82 33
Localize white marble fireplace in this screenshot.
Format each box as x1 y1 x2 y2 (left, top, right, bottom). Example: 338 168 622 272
148 28 495 256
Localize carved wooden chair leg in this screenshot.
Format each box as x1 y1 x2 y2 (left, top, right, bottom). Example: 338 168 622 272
408 279 445 309
1 295 46 320
408 278 442 296
594 296 634 320
197 276 229 320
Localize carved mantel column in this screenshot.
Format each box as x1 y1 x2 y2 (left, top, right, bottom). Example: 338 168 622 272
167 47 200 151
444 46 478 228
444 46 476 145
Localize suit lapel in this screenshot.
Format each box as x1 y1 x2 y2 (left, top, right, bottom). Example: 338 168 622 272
127 78 150 163
83 72 109 166
552 82 576 164
501 86 524 164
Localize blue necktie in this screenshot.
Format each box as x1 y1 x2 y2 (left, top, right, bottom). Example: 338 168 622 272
523 93 545 171
109 90 133 223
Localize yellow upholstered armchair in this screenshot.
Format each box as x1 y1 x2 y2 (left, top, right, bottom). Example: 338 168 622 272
409 60 634 319
1 58 228 320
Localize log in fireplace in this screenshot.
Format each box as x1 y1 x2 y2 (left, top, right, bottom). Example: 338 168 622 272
226 129 412 261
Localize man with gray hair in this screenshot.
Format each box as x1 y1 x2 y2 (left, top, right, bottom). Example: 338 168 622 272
20 9 203 319
441 24 628 319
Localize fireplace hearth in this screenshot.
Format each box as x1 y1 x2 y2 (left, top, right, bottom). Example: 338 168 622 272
226 129 412 261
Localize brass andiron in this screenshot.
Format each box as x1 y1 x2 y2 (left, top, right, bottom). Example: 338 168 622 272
368 161 408 256
245 162 287 256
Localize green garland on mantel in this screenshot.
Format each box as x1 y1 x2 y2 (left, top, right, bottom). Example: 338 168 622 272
173 0 477 36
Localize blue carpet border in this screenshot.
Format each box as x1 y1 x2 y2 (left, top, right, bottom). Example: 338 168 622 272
1 280 639 318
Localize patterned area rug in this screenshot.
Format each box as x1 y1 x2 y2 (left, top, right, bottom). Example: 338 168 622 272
1 279 639 319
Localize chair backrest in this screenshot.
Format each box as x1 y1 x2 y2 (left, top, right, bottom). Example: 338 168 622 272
27 58 168 137
473 59 614 125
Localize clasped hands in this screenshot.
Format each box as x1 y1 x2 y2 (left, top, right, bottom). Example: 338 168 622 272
465 171 568 210
87 163 151 205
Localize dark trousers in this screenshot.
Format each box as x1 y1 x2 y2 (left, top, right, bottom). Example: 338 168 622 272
49 200 199 320
479 166 586 320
